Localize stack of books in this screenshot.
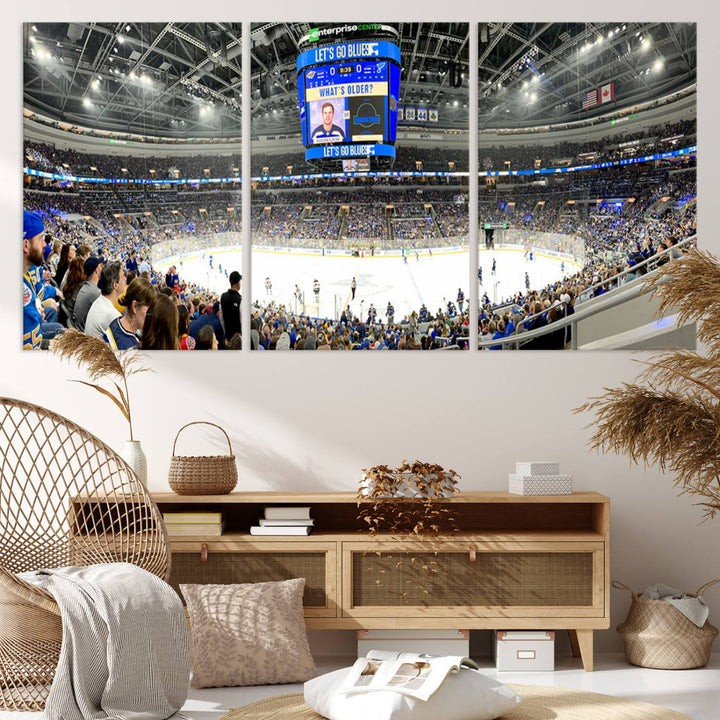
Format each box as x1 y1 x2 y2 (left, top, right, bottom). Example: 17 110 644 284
508 461 573 496
250 506 313 535
163 511 225 536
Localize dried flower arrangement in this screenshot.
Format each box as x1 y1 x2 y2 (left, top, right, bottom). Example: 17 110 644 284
357 461 460 605
359 460 459 500
51 329 151 442
577 248 720 521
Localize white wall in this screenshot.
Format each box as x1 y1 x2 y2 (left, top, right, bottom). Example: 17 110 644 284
6 3 720 656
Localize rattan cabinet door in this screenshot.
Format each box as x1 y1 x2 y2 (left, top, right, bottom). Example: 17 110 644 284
168 540 338 617
342 540 604 619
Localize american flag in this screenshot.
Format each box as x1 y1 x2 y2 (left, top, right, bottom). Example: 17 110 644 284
582 89 598 109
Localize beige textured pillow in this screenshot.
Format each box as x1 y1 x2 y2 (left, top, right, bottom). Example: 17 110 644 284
180 578 317 688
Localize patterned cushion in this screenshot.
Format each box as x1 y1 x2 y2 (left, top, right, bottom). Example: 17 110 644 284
180 578 317 688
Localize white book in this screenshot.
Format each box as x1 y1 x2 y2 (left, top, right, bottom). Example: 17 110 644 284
264 506 312 520
515 461 560 476
250 525 312 536
258 518 314 527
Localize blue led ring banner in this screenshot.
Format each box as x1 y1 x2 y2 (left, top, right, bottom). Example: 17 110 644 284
304 143 396 161
22 145 695 185
297 41 401 72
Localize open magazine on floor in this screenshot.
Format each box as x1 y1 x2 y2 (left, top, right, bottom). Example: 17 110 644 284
338 649 479 702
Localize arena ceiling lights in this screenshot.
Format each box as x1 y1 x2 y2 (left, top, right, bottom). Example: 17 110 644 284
23 22 695 140
476 22 695 128
24 22 243 139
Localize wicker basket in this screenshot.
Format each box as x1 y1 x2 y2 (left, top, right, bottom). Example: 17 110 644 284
168 422 238 495
614 579 720 669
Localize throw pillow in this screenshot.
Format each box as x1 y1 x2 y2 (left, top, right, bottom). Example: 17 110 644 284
180 578 317 688
304 666 521 720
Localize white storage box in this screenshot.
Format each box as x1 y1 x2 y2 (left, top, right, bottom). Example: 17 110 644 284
357 629 469 658
515 462 560 476
508 474 572 495
493 631 555 672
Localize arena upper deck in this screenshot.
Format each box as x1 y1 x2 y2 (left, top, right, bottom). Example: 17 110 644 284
24 23 695 142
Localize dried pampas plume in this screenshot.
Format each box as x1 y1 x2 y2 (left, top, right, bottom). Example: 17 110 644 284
51 329 152 441
577 247 720 521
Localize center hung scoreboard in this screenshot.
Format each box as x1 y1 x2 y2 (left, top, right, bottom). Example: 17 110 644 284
296 28 401 170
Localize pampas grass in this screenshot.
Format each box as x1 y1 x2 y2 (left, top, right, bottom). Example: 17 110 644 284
51 329 151 441
577 248 720 521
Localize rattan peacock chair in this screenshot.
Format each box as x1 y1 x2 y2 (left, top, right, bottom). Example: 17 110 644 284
0 397 171 711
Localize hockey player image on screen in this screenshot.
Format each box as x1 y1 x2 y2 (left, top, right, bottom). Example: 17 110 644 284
311 101 346 143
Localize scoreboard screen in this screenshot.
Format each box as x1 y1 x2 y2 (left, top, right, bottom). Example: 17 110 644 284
297 39 400 165
306 61 387 144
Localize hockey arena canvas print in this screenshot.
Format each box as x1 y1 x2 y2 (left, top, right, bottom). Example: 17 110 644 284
23 22 244 351
475 23 696 350
23 22 696 352
250 22 469 351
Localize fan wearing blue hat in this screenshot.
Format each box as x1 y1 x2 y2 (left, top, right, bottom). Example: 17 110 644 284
23 211 63 349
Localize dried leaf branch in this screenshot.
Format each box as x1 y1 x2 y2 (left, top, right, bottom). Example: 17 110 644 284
51 330 151 441
357 461 460 536
357 461 461 605
577 248 720 521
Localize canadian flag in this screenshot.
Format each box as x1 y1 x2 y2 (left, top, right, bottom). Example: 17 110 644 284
599 82 615 104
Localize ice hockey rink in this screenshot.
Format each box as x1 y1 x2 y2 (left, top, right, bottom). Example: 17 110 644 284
156 245 580 322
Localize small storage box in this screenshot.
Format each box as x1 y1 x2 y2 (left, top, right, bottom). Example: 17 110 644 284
493 631 555 672
515 462 560 476
508 474 572 496
357 629 469 658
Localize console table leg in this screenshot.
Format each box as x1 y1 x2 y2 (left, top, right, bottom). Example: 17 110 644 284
568 629 581 658
568 629 594 671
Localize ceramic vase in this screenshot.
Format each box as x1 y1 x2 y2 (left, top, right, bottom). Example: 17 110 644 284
121 440 147 487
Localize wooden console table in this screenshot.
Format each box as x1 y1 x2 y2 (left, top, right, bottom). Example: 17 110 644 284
146 491 609 671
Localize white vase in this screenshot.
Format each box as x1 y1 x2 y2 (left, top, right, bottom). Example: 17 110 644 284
121 440 147 487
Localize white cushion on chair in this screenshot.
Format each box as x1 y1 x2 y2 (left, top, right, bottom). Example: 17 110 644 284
304 665 521 720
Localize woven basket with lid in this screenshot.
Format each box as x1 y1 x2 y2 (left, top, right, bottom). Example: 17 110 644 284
614 579 720 669
168 421 238 495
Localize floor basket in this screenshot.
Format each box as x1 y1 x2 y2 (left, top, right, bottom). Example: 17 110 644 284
168 422 238 495
614 579 720 669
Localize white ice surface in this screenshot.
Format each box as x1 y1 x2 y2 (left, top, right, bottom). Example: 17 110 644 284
156 246 578 321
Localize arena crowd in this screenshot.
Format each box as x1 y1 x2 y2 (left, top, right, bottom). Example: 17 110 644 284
23 122 696 350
